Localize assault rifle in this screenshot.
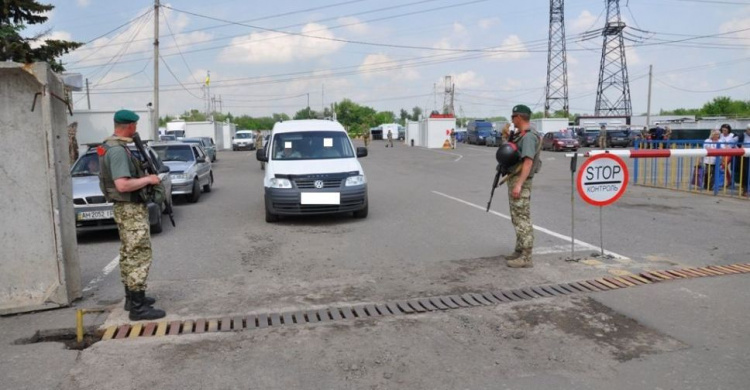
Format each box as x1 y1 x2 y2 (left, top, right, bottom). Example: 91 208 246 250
133 133 176 227
486 165 512 212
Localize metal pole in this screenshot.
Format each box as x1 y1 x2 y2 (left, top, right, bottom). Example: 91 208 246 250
570 153 578 259
85 78 91 110
599 206 604 257
153 0 160 141
646 64 653 128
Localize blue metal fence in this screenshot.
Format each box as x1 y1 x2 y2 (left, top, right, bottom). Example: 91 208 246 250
633 140 749 198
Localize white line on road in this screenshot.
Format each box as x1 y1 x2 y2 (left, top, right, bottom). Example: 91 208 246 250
417 147 464 162
82 255 119 292
432 191 629 259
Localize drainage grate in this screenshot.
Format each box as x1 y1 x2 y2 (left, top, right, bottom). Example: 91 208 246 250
101 263 750 341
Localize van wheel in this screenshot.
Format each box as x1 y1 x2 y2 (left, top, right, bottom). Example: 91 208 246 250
187 180 201 203
203 173 213 192
353 204 368 219
265 207 279 223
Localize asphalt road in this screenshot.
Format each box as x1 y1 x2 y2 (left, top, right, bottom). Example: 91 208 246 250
2 140 748 389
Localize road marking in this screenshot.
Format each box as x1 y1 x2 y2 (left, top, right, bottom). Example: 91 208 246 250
82 255 119 292
432 191 629 260
416 147 463 162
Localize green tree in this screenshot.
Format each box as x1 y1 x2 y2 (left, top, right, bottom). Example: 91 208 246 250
293 107 317 120
0 0 82 72
399 108 409 124
411 106 423 121
180 109 207 122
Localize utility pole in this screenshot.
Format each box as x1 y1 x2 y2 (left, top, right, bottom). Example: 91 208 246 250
322 84 325 112
218 95 222 113
545 0 569 118
206 70 211 118
85 78 91 110
153 0 160 140
646 64 653 128
306 93 310 109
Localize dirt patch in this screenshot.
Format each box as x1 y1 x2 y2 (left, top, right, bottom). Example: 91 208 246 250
513 296 686 362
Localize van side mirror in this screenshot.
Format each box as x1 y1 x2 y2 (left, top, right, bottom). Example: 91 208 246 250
256 148 268 162
356 147 368 158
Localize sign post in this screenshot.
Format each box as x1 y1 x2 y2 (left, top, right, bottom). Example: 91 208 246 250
577 153 629 257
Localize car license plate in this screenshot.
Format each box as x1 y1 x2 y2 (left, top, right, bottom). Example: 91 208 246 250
301 192 340 205
77 210 114 221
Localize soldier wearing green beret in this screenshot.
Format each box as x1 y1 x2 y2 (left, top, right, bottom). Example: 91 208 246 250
503 104 542 268
98 109 166 320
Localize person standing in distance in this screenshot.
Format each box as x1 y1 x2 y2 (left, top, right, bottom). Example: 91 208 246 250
504 104 542 268
386 129 394 147
98 109 166 321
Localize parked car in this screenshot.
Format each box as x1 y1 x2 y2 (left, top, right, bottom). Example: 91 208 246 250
198 137 217 161
180 137 216 162
232 130 256 151
542 131 579 152
607 131 630 148
256 119 369 222
159 134 176 141
151 142 213 203
71 144 173 233
579 130 600 147
627 130 642 146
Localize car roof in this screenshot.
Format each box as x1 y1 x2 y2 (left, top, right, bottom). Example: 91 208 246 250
151 141 193 147
272 119 346 134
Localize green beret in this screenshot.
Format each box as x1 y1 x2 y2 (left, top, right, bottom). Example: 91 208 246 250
511 104 532 116
114 109 140 124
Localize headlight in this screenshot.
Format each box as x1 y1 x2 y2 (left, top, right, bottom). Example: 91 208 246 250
170 173 190 181
269 178 292 189
345 175 366 186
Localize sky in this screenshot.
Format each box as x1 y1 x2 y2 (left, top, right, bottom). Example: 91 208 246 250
33 0 750 119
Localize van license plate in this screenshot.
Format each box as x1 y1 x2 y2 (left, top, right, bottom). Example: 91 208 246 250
301 192 340 205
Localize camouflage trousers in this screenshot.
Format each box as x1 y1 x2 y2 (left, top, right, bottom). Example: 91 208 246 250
507 175 534 257
113 202 152 292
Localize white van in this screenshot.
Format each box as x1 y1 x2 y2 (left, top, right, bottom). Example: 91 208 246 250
256 120 369 222
232 130 256 151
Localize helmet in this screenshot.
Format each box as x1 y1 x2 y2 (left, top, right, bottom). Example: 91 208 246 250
496 142 520 168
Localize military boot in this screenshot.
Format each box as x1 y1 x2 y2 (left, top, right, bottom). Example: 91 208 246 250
503 251 522 261
124 287 156 311
128 290 166 321
506 251 533 268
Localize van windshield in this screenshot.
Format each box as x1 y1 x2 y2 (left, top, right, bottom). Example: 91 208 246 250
272 131 354 160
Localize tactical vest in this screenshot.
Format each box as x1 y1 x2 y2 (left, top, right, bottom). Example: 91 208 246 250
509 129 543 179
97 137 146 203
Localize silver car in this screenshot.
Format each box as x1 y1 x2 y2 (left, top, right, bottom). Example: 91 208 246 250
71 145 173 233
151 142 213 203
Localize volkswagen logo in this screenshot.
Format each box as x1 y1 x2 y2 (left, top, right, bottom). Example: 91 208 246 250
314 180 325 189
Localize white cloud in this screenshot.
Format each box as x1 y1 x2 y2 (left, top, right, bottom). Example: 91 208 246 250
479 18 500 30
338 17 369 35
488 35 530 61
445 71 484 89
358 54 419 81
571 10 598 33
77 0 91 7
719 10 750 52
222 23 346 64
453 22 467 35
29 30 73 49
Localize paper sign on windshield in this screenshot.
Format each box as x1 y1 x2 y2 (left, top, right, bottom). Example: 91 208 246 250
323 138 333 147
284 142 292 149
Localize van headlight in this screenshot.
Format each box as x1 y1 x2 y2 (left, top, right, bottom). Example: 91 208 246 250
345 175 366 186
269 178 292 189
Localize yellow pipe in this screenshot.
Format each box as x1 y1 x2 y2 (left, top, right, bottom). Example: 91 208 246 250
76 308 110 343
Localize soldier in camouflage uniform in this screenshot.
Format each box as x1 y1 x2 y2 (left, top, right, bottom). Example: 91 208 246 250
504 105 542 268
68 122 79 165
98 109 166 320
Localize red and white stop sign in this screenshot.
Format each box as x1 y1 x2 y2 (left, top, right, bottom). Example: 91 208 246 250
577 154 629 206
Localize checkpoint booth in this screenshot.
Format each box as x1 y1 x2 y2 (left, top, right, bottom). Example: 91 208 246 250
419 116 457 149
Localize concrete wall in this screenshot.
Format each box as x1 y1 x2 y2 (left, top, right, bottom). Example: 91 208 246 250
405 121 420 147
221 123 237 150
0 63 81 314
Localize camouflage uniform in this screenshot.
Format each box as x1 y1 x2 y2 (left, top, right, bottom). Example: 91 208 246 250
505 127 541 267
113 201 152 291
99 136 153 292
68 122 79 165
387 130 394 147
